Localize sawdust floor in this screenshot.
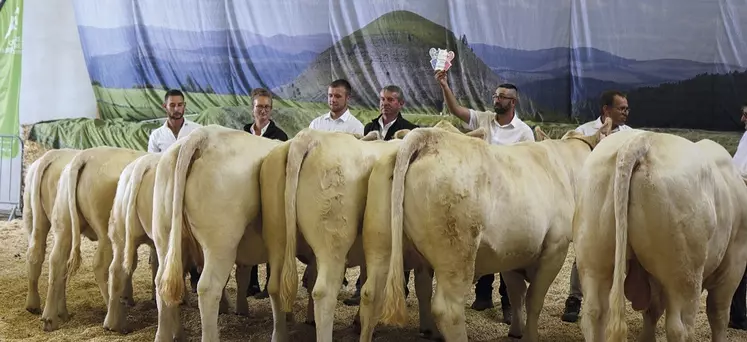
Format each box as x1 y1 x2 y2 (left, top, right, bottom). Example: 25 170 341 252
1 220 746 341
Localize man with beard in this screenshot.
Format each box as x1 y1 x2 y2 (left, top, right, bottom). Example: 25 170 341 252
243 88 288 299
559 90 632 323
147 88 202 292
728 102 747 330
435 69 534 324
309 79 365 136
342 85 418 307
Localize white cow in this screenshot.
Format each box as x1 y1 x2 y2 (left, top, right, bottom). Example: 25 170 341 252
104 152 239 335
573 130 747 342
266 122 483 341
380 120 612 341
358 121 487 342
23 148 79 314
260 131 386 341
41 146 147 331
154 125 283 341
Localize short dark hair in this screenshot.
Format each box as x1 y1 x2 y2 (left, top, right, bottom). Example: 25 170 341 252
498 83 518 92
600 90 626 109
742 102 747 108
251 88 273 104
329 79 352 95
164 89 184 102
381 85 404 103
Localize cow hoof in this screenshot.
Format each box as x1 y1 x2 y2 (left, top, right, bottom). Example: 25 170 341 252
508 332 522 339
304 320 316 327
26 306 41 315
123 297 136 307
42 318 58 332
236 310 250 317
419 329 444 341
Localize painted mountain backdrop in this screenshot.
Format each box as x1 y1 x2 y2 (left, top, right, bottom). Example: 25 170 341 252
74 1 747 130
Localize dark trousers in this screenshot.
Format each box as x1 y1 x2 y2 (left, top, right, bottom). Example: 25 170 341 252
475 273 510 306
731 266 747 324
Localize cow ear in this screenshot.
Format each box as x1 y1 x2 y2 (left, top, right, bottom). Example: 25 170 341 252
465 127 487 140
534 126 550 141
393 129 411 139
360 131 380 141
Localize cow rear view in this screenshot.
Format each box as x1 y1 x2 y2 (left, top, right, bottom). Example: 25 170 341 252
574 130 747 342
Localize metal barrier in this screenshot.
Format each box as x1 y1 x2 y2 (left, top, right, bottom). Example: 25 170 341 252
0 134 24 221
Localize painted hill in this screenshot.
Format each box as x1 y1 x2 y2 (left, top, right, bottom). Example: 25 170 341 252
273 10 539 116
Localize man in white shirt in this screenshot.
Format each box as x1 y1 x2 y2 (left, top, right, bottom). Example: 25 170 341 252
308 79 365 135
561 90 632 323
146 89 202 291
729 103 747 330
435 69 535 324
147 89 201 153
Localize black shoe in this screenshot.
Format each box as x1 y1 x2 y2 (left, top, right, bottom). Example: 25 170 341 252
246 285 261 297
470 297 494 311
254 288 269 299
561 297 581 323
729 319 747 330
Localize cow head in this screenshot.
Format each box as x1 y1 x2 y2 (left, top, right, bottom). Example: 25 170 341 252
360 131 381 141
561 117 613 150
534 126 550 141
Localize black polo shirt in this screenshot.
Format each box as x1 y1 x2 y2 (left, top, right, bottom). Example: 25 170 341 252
363 113 418 141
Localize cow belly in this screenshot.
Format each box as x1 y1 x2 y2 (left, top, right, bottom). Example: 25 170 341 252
624 258 651 311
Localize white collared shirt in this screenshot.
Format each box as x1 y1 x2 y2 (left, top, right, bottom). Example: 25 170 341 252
250 121 269 136
467 109 535 145
575 116 632 136
309 109 365 135
733 131 747 177
378 116 397 138
147 119 201 153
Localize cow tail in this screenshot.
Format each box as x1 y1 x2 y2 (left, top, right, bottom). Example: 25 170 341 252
606 132 651 341
65 154 87 278
381 129 427 326
280 131 316 311
123 156 150 276
158 132 204 307
24 155 49 267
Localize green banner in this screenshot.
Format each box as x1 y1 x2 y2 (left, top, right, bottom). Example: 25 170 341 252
0 0 22 158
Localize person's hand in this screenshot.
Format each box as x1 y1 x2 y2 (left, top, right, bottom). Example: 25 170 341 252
435 69 448 88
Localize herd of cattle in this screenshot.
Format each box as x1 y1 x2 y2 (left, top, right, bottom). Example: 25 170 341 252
20 117 747 342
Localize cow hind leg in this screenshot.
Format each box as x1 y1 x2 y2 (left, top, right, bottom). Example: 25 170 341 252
93 238 114 305
41 228 72 332
235 264 251 316
706 280 741 342
638 280 664 342
197 249 238 342
311 255 346 341
577 269 611 342
25 216 51 314
522 241 569 342
662 277 701 342
414 266 441 341
149 246 158 301
358 254 388 341
431 265 471 342
502 271 527 338
104 239 133 333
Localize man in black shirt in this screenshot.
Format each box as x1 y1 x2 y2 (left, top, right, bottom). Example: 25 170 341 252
243 88 288 298
363 85 418 140
343 85 418 306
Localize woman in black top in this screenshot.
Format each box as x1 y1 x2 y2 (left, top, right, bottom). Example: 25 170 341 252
244 88 287 298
